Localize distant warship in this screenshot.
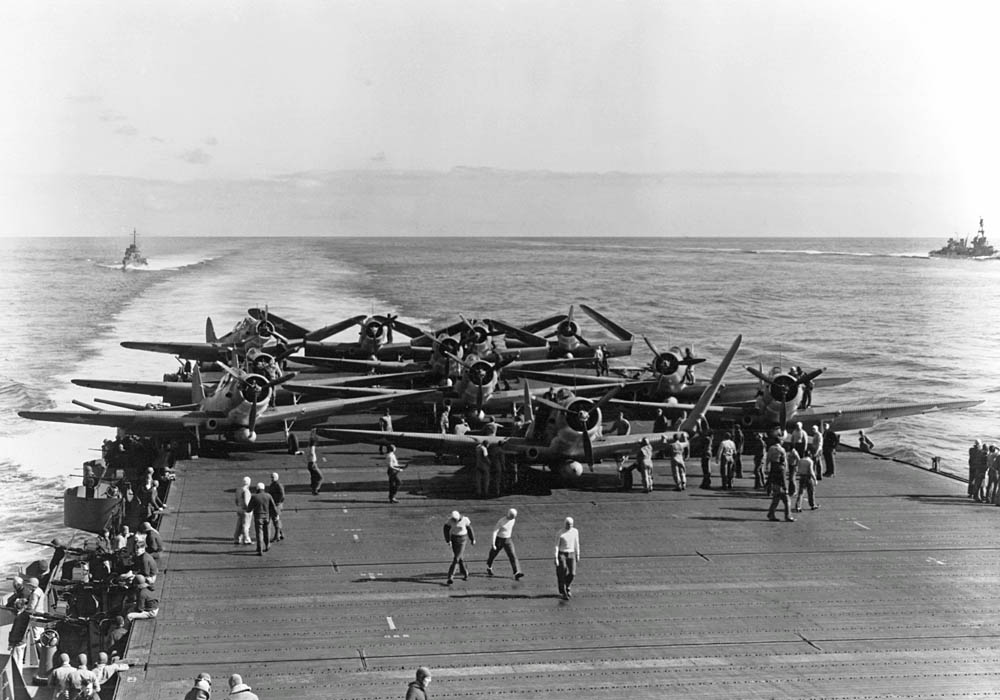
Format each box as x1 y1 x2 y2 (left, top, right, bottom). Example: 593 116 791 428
929 218 996 258
122 229 148 270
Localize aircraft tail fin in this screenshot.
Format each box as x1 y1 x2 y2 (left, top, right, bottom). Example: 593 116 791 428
192 364 206 404
679 335 742 434
205 317 218 343
579 304 633 340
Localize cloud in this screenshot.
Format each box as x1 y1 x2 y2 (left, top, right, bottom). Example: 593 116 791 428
100 110 128 122
203 137 218 146
178 148 212 165
66 95 102 104
149 136 167 143
370 151 387 164
114 125 138 136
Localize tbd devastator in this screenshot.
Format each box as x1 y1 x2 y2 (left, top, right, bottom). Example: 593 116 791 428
321 335 743 481
19 360 428 456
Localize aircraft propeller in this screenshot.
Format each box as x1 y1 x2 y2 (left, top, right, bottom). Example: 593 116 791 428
533 384 622 466
745 364 824 429
642 336 706 377
547 305 590 347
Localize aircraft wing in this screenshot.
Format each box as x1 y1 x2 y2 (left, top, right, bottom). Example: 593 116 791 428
72 379 197 405
302 315 367 341
484 319 549 347
283 372 436 396
17 408 214 434
508 368 655 388
520 313 567 334
579 304 634 340
786 400 984 433
292 356 417 373
256 390 437 430
120 341 230 362
319 428 507 455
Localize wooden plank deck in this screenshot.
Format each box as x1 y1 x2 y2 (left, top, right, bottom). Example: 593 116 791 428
116 442 1000 699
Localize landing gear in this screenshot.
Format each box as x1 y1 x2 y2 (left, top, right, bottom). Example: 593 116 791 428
287 432 300 455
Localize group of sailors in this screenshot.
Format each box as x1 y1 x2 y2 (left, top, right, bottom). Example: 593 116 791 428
4 438 176 698
968 439 1000 505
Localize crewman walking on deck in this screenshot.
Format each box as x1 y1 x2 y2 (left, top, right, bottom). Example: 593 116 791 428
234 476 253 545
443 510 475 585
792 449 820 512
405 667 432 700
554 516 580 600
386 444 406 503
751 432 767 488
668 433 689 491
766 452 795 522
474 442 491 497
715 432 737 489
698 431 714 489
486 508 524 579
637 437 654 492
969 439 988 500
306 430 324 495
822 423 839 477
246 483 278 556
267 473 285 541
378 408 393 454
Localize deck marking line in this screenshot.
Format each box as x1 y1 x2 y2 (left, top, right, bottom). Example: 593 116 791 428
853 521 871 530
387 616 396 630
926 557 946 566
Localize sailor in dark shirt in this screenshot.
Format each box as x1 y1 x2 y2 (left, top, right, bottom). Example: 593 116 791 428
266 473 286 541
126 575 159 621
245 483 279 555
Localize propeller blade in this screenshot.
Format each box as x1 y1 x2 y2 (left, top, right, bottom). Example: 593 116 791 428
273 340 304 362
582 425 594 467
593 384 624 410
477 382 484 410
642 335 662 358
745 365 771 384
248 395 259 434
215 361 243 382
800 368 825 384
574 334 591 348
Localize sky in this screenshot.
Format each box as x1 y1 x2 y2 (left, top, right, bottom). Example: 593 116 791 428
0 0 998 235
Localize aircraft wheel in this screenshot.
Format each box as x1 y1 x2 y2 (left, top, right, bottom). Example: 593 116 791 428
287 433 300 454
179 441 194 460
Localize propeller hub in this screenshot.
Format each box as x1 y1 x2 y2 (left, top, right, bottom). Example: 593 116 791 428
565 398 600 433
654 353 680 375
364 321 383 339
256 320 275 338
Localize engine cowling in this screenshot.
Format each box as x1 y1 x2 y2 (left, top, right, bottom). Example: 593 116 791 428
255 320 275 339
564 398 601 434
363 320 383 340
240 375 272 405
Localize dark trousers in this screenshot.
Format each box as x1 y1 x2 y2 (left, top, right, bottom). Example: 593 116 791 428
254 518 270 554
753 456 765 488
388 473 400 501
308 463 324 495
700 456 712 488
734 451 743 477
822 450 836 476
447 535 469 580
556 551 577 595
767 492 791 520
487 537 520 574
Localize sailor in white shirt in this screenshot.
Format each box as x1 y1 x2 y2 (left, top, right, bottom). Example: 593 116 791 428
486 509 523 579
554 517 580 600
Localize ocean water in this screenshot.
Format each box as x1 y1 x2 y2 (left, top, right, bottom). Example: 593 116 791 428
1 235 997 574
